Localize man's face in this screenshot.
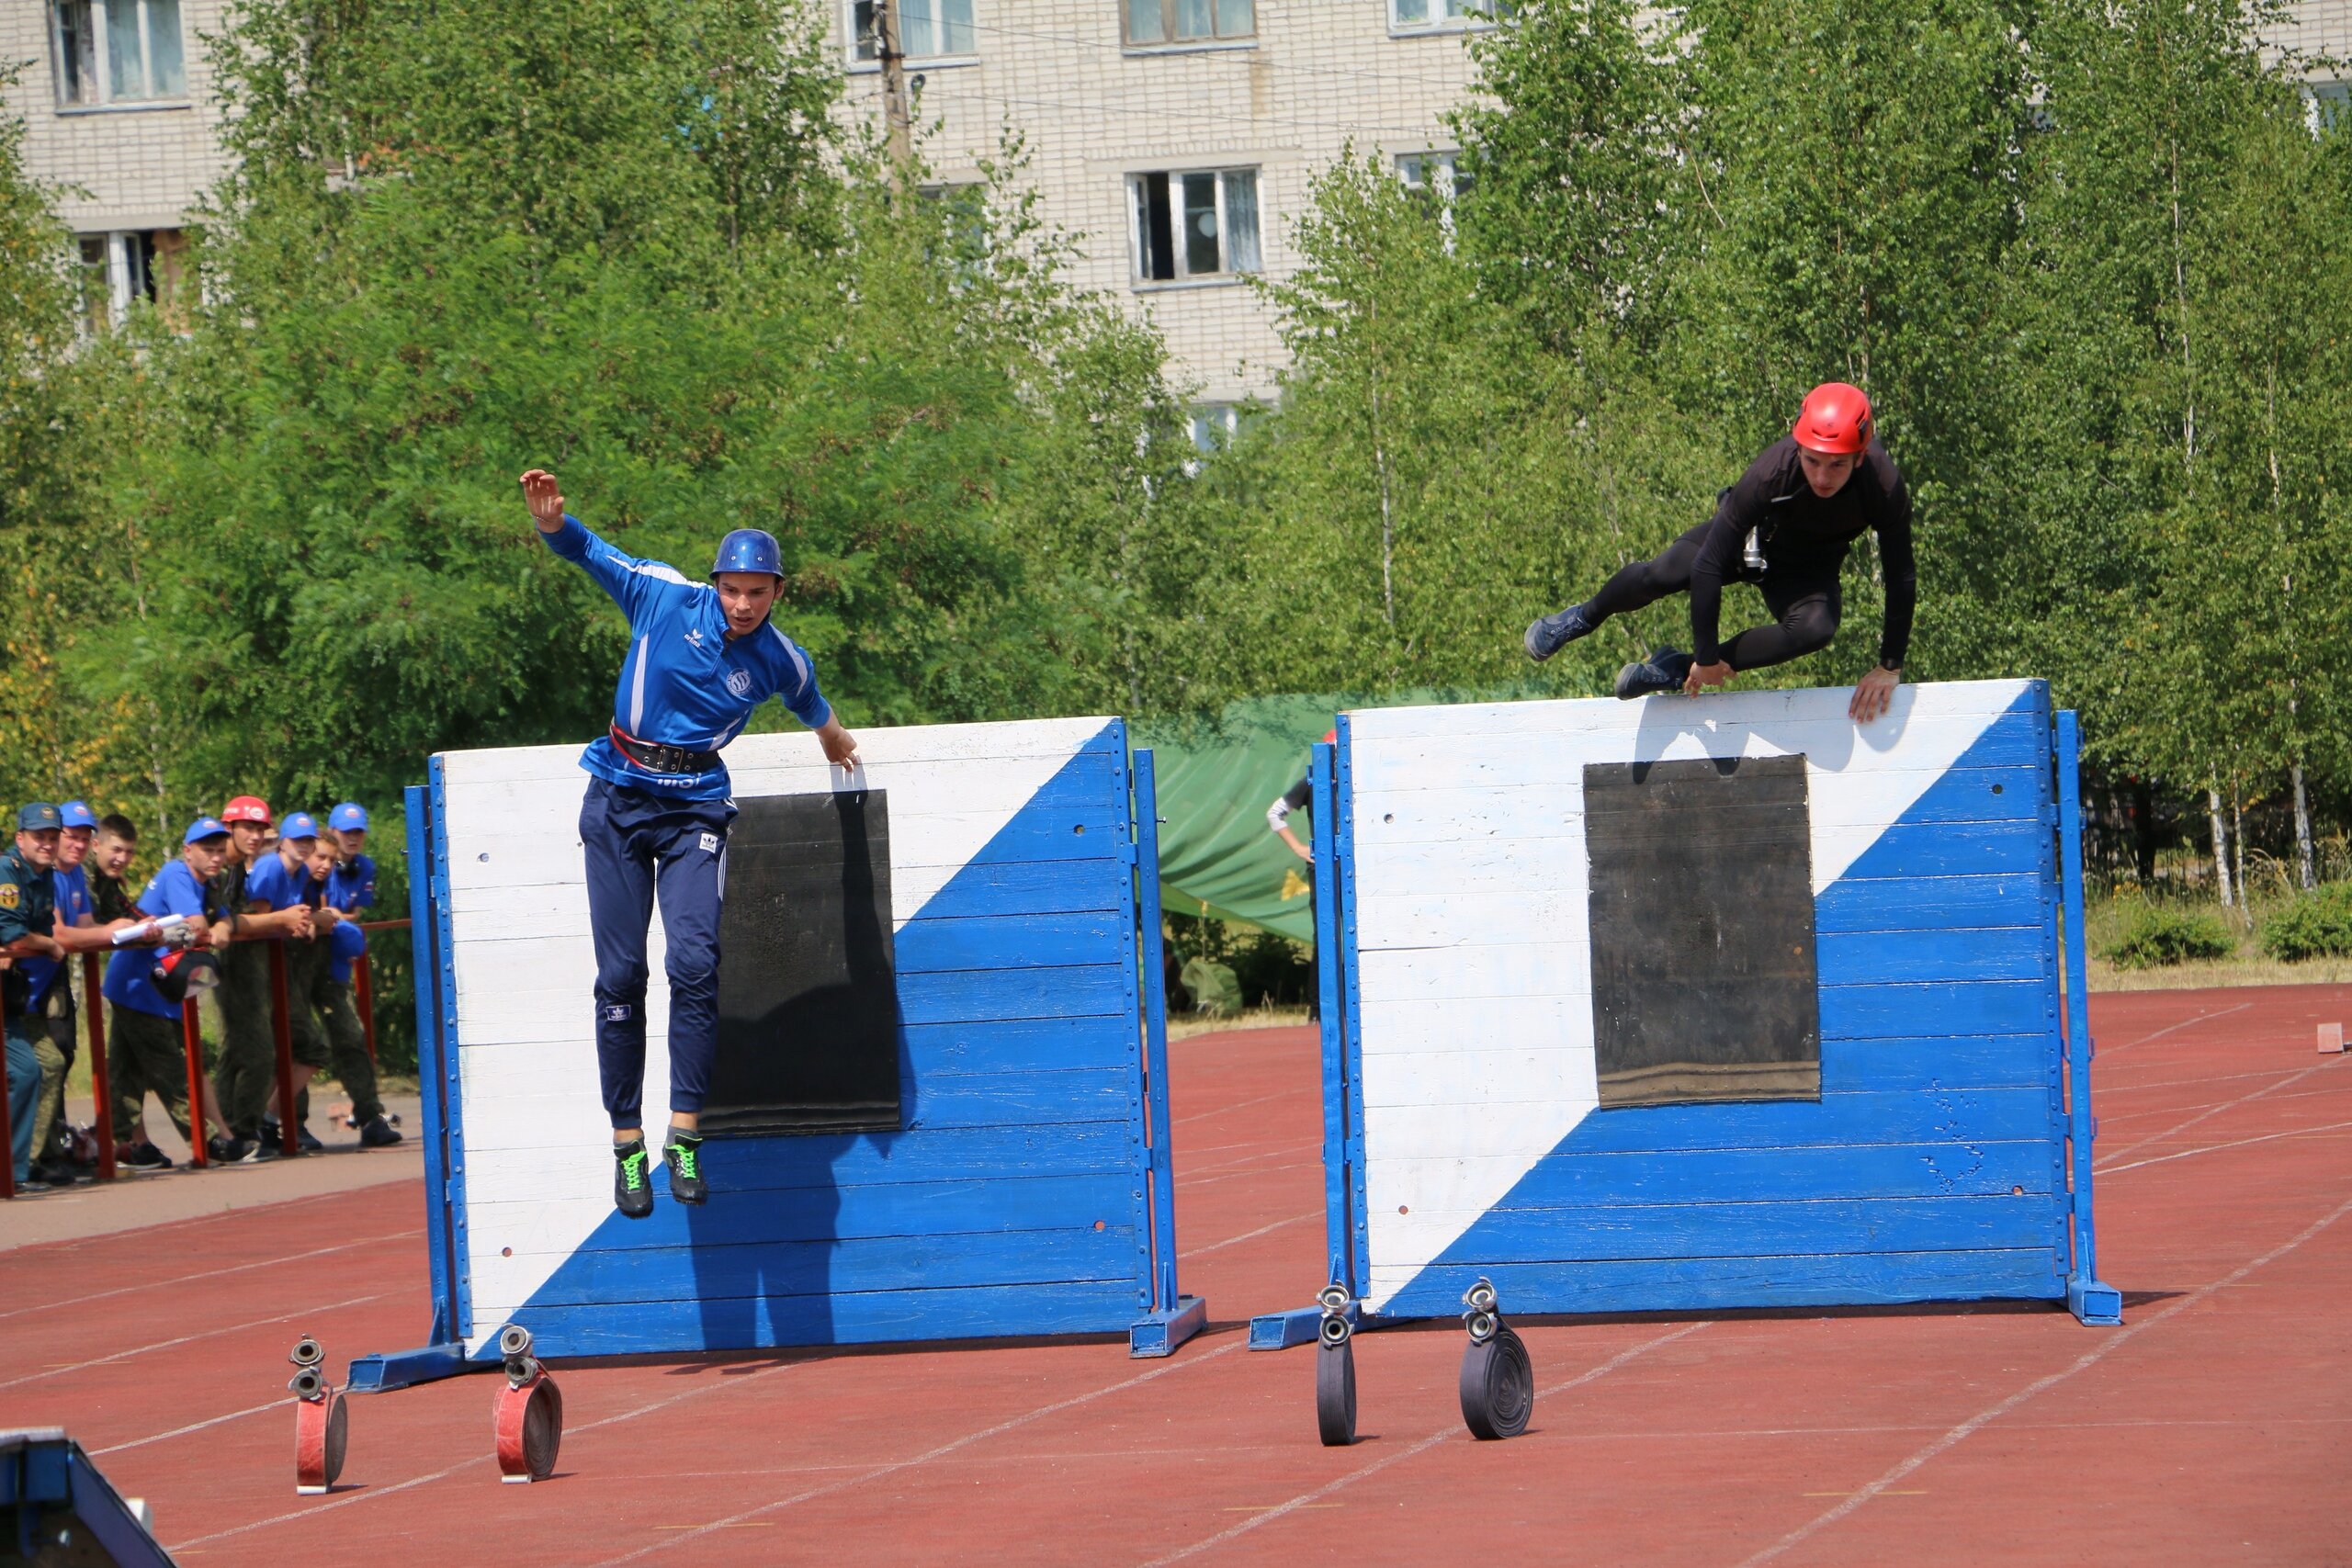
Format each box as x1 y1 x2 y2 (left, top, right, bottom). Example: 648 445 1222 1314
93 831 135 878
14 829 60 869
185 837 230 879
305 841 339 882
715 571 781 638
336 828 367 860
1798 447 1862 498
58 827 92 870
281 834 315 867
229 820 270 862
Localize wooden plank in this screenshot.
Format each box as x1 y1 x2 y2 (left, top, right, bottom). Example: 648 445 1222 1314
894 910 1133 972
489 1224 1136 1309
506 1280 1140 1357
1363 1088 2053 1157
1380 1194 2066 1262
1344 681 2038 744
1356 1036 2057 1094
1816 926 2049 986
467 1068 1137 1135
1815 874 2051 933
898 963 1136 1026
446 750 1122 823
1820 981 2053 1040
436 717 1124 789
1355 945 1591 1004
461 1121 1140 1181
1354 995 1589 1055
465 1172 1136 1257
1364 1139 2058 1210
1838 819 2046 878
1368 1248 2066 1318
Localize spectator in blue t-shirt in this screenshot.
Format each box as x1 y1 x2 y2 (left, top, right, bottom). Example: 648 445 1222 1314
246 813 333 1149
101 818 246 1166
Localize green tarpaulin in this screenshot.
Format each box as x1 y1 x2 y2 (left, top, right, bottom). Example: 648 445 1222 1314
1139 687 1551 949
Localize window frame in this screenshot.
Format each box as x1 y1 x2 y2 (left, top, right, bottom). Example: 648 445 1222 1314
2311 81 2349 136
50 0 189 111
1123 0 1258 51
846 0 980 68
74 228 189 331
1125 166 1264 288
1386 0 1511 37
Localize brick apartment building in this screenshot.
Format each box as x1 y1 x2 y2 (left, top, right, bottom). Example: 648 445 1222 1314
7 1 2346 429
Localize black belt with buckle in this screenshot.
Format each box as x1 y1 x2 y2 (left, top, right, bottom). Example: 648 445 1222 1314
609 724 722 775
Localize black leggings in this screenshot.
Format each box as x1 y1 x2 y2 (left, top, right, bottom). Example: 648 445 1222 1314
1587 524 1841 671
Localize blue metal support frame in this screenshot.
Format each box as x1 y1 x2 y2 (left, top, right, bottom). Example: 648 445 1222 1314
348 779 481 1393
2056 711 2121 1325
1250 738 1365 1350
2 1429 175 1567
1126 748 1205 1357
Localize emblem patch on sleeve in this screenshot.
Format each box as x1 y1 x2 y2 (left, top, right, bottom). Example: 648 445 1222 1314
0 882 18 908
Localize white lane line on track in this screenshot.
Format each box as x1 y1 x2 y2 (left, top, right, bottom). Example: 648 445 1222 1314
1 1184 387 1259
1180 1160 1317 1190
1728 1188 2352 1568
95 1399 285 1456
1175 1088 1306 1126
2094 1058 2342 1168
2097 1119 2352 1176
0 1230 420 1323
2097 1000 2253 1056
1179 1211 1318 1260
0 1292 393 1392
1136 1322 1709 1568
592 1339 1249 1564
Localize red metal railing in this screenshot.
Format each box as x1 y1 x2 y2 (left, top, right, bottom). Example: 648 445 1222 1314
1 916 412 1196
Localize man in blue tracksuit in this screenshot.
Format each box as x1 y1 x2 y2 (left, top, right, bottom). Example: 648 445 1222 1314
522 468 862 1218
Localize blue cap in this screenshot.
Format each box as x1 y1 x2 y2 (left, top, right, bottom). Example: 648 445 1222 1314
330 919 368 960
711 528 783 578
16 803 62 831
60 801 98 829
280 812 322 841
328 802 369 832
184 816 230 844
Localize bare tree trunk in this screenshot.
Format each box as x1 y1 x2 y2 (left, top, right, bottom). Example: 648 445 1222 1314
1365 356 1396 629
876 0 912 193
2169 136 2197 469
2208 787 2233 908
2231 785 2246 910
2292 761 2316 891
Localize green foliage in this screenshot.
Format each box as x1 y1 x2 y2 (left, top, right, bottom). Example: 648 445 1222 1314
2102 901 2236 968
2260 883 2352 963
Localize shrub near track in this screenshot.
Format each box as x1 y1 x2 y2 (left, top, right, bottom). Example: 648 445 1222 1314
2260 883 2352 963
2102 902 2237 968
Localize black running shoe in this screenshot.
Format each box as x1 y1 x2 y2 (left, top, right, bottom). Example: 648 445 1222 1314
295 1122 324 1153
358 1115 404 1148
208 1134 251 1164
121 1141 175 1170
1523 604 1596 663
244 1130 279 1162
614 1139 654 1219
1613 647 1695 700
663 1134 707 1206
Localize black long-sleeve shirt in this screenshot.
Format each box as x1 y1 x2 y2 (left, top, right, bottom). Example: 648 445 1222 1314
1690 434 1917 669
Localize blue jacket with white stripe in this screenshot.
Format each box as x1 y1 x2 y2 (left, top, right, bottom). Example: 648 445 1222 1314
543 514 832 802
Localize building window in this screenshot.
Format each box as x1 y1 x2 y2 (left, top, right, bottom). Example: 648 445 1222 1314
1396 151 1472 203
1125 0 1255 47
2312 82 2349 136
1389 0 1510 32
851 0 976 62
1129 168 1261 285
52 0 187 106
77 230 189 330
1189 405 1238 452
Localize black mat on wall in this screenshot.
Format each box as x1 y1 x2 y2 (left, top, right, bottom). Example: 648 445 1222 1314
1584 755 1820 1109
702 790 902 1135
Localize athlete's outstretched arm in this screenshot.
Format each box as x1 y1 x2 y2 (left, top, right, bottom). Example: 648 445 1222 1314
522 468 566 534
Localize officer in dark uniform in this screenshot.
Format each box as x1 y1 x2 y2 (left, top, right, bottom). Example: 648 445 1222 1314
2 805 68 1189
521 468 861 1218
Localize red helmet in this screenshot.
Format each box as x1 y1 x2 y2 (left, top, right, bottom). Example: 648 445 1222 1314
220 795 272 825
1792 382 1873 455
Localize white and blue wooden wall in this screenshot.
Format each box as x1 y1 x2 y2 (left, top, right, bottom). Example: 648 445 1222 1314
353 717 1202 1391
1253 677 2117 1348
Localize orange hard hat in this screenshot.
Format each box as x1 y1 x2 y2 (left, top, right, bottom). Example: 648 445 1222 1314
1792 382 1874 455
220 795 273 825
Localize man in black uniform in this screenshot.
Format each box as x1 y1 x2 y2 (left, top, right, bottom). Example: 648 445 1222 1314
1524 382 1916 725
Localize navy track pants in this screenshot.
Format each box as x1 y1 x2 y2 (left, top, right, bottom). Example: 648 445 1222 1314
580 779 734 1128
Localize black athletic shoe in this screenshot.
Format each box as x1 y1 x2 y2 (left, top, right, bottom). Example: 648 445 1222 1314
121 1141 175 1170
1523 604 1596 663
295 1122 325 1153
663 1134 708 1206
614 1139 655 1219
1613 647 1695 700
206 1134 250 1164
358 1115 404 1148
244 1130 280 1162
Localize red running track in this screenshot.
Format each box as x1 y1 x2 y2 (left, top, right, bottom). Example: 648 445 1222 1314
2 986 2346 1565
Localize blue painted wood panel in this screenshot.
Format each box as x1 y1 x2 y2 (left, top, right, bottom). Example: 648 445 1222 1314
1460 1139 2058 1205
1839 819 2046 877
1818 1035 2058 1092
899 1015 1137 1075
496 1173 1139 1253
1815 927 2050 986
901 1068 1138 1130
515 1280 1143 1356
1815 875 2052 934
905 859 1129 920
1530 1088 2055 1155
895 910 1136 973
1819 981 2054 1040
1378 1249 2067 1319
1441 1195 2065 1260
523 1225 1137 1305
897 964 1136 1026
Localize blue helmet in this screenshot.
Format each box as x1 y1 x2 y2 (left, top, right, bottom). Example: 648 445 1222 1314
711 528 784 579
